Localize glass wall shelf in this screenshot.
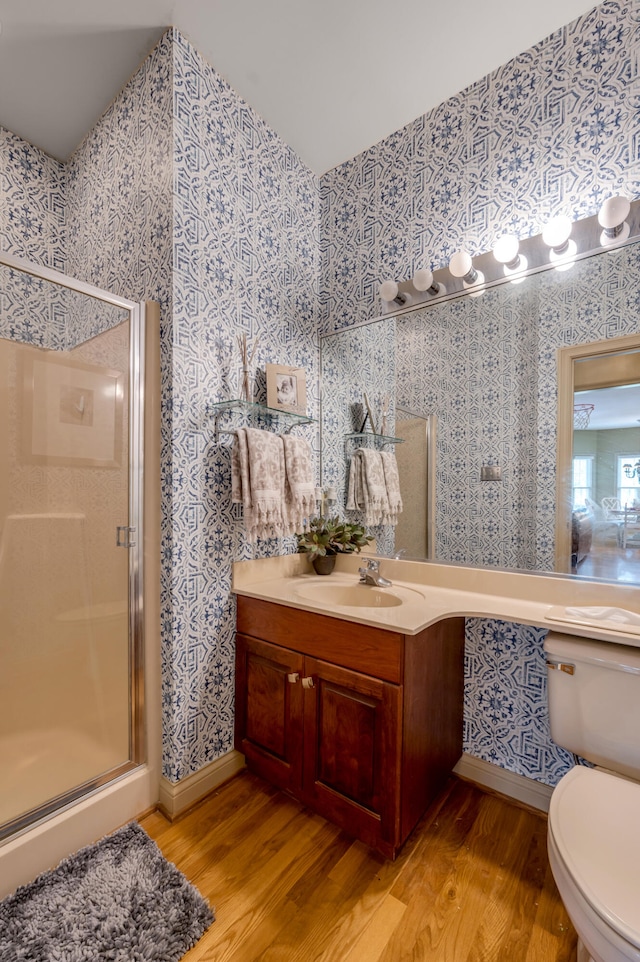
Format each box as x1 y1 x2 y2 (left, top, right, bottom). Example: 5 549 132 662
210 399 315 437
345 431 404 445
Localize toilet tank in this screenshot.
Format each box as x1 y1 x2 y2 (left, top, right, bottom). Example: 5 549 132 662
544 632 640 779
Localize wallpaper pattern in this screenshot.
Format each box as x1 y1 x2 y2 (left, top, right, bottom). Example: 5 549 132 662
395 243 640 572
166 32 320 779
319 0 640 787
0 127 66 271
319 0 640 332
1 0 639 794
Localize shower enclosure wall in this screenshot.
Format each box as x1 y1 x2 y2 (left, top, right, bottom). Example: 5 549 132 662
0 253 160 897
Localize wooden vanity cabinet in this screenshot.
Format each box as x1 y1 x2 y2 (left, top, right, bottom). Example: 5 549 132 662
235 596 464 859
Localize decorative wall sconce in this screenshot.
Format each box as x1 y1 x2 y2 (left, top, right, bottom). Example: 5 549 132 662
623 460 640 480
379 280 412 306
542 214 577 269
449 250 485 291
598 196 631 247
412 267 446 296
493 234 528 277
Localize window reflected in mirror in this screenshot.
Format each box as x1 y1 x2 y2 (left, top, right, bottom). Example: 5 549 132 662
567 350 640 582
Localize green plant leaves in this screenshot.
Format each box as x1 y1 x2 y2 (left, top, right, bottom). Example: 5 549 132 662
296 516 373 559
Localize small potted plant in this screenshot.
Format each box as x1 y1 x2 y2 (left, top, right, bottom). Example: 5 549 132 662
296 516 373 575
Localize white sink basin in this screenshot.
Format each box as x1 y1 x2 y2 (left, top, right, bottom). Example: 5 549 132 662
294 580 422 609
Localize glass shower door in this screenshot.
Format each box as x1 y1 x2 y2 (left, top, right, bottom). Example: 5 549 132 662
0 260 141 837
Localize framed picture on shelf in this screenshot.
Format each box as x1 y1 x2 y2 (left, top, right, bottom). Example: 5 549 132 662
266 363 307 414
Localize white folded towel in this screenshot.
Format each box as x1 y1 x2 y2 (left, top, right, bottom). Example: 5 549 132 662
564 606 640 627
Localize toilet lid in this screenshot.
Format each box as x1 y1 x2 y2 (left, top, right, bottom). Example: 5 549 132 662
549 766 640 950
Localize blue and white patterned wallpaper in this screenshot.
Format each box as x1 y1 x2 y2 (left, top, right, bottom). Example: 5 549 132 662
321 319 397 557
0 127 66 271
166 31 320 779
465 620 574 783
65 33 173 312
318 0 640 788
2 1 639 794
320 0 640 332
64 29 320 781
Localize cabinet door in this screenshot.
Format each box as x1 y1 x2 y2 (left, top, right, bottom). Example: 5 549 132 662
302 656 402 857
235 634 304 793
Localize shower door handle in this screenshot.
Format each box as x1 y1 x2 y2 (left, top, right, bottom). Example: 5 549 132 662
116 525 137 548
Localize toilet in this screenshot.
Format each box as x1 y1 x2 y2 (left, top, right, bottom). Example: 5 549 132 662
545 632 640 962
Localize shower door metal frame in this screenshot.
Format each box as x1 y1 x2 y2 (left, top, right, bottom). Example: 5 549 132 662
0 251 146 840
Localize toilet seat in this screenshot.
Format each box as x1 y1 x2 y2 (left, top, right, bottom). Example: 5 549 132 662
549 766 640 952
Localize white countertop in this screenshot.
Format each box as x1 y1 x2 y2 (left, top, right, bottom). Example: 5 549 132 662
232 553 640 646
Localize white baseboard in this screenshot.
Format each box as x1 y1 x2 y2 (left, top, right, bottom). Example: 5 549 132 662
454 753 554 813
158 750 246 820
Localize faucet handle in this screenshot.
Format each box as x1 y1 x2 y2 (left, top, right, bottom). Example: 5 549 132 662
363 557 380 571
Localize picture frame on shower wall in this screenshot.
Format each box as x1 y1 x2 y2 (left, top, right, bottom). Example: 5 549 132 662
266 363 307 414
21 352 124 467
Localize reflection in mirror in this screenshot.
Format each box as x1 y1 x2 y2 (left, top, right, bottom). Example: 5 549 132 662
556 337 640 583
321 237 640 584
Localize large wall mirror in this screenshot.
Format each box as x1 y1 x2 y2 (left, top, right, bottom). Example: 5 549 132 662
320 229 640 585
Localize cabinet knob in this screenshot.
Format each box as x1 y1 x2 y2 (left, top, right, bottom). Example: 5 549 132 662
287 672 299 684
301 676 315 689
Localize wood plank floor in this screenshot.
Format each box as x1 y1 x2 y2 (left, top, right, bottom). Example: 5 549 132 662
140 772 577 962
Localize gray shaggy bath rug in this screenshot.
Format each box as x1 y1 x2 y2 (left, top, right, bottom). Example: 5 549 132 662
0 821 214 961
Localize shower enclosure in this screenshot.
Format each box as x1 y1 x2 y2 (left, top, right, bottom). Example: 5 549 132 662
0 253 159 877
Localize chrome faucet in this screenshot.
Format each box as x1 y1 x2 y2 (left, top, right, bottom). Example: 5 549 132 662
358 558 393 588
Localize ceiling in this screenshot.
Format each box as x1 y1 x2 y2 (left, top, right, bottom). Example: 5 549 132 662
0 0 599 175
575 385 640 431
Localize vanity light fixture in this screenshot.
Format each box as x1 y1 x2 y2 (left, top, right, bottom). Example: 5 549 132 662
412 267 446 296
449 250 485 292
379 279 411 306
598 196 631 247
542 214 577 269
493 234 528 278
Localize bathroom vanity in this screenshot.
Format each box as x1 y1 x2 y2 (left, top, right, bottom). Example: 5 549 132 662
233 553 640 857
236 594 464 858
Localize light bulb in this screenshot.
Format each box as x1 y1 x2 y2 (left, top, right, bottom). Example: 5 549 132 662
379 279 399 301
449 250 473 279
449 250 484 291
493 234 528 278
598 196 631 246
542 215 572 251
493 235 519 265
379 279 411 308
542 215 576 268
413 268 433 291
412 267 445 296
